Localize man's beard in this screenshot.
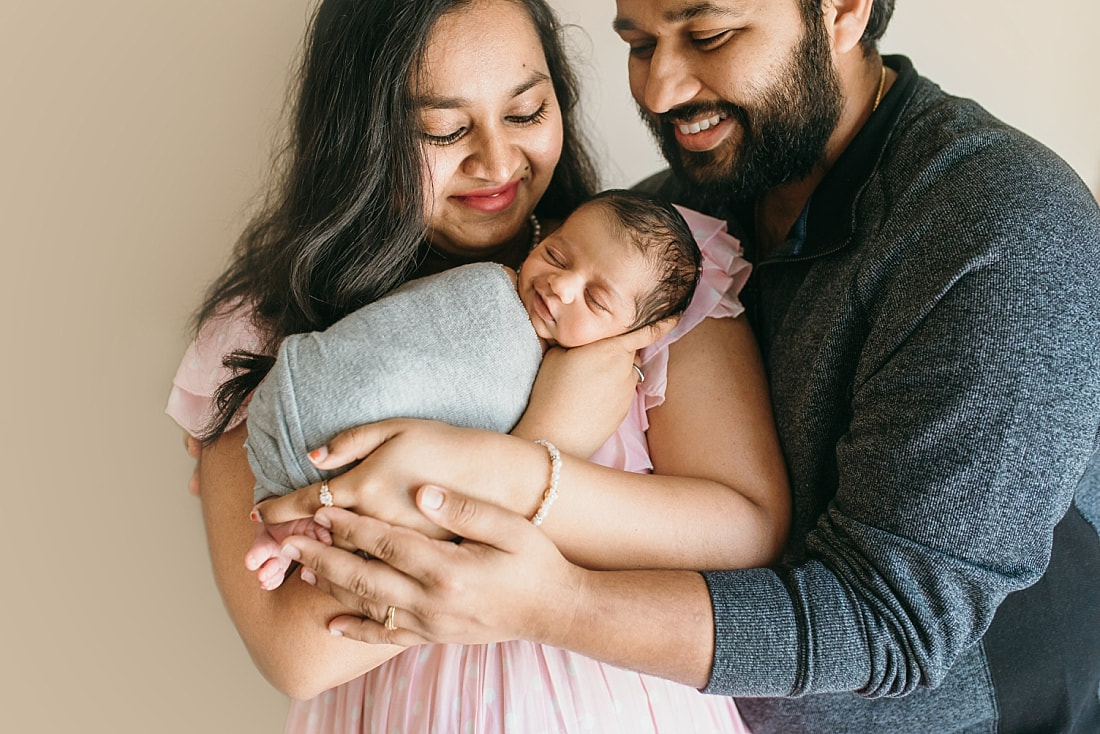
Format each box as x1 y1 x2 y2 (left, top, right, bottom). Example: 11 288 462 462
641 15 843 206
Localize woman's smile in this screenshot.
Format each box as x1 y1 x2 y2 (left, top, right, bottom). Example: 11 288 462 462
451 179 520 213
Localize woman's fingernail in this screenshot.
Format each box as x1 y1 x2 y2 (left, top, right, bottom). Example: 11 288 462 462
308 446 329 463
300 567 317 585
420 485 444 511
250 509 262 523
329 627 343 637
314 512 332 529
281 543 302 561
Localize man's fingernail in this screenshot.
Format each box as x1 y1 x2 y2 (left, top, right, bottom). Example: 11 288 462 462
308 446 329 463
420 485 444 511
314 512 332 529
301 567 316 585
281 543 301 560
329 627 343 637
250 509 262 523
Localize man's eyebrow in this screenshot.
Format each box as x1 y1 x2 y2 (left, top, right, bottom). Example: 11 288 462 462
415 71 551 110
613 2 741 33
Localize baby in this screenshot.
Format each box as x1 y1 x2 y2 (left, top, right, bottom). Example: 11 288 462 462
245 189 700 587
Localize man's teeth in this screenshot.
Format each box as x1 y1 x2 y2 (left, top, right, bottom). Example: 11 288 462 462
678 114 725 135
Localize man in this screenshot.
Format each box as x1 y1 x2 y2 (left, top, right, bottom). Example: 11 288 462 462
271 1 1100 731
619 0 1100 730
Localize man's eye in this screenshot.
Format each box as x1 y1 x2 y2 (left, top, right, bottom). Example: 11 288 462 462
692 30 733 49
628 42 655 60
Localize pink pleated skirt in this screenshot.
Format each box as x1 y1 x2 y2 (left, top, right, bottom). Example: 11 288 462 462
285 641 750 733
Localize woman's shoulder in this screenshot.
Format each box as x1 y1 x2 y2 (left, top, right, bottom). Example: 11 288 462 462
165 302 263 436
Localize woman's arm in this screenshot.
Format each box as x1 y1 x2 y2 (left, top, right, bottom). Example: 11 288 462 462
199 423 405 700
511 317 677 458
258 315 790 571
530 314 789 569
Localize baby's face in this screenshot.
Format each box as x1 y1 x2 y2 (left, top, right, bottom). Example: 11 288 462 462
517 204 654 347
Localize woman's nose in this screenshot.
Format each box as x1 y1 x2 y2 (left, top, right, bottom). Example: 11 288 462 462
462 128 521 182
643 44 701 114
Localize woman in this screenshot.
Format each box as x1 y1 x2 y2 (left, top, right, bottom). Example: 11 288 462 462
168 0 787 731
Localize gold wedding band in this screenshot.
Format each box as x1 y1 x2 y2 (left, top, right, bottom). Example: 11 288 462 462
384 605 398 631
319 479 334 507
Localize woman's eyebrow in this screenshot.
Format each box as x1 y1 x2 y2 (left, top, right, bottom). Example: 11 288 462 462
613 2 742 33
415 71 552 111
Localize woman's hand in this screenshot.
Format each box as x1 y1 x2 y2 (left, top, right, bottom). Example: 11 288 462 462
252 420 548 536
279 485 582 647
513 317 677 457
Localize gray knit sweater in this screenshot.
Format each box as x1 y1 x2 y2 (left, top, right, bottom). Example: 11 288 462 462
642 56 1100 733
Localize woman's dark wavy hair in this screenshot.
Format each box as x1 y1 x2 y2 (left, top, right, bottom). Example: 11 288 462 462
193 0 599 442
799 0 895 53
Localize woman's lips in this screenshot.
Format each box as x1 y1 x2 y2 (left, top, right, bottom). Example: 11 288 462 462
452 180 520 213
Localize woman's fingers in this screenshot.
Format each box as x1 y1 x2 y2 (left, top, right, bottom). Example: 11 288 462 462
617 314 680 351
252 479 337 524
308 419 406 469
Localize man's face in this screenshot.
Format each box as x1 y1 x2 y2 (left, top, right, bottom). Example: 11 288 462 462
614 0 843 202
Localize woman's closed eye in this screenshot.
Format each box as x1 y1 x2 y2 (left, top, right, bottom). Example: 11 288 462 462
422 127 467 146
506 101 549 127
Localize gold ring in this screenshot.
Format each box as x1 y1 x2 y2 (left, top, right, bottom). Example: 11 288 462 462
319 479 334 507
384 605 398 631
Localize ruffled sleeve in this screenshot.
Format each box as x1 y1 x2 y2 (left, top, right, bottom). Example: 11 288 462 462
164 304 264 437
588 206 750 473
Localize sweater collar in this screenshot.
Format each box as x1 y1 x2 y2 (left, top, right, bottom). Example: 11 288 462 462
736 55 920 264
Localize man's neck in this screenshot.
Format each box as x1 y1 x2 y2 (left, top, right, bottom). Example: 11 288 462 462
754 56 892 256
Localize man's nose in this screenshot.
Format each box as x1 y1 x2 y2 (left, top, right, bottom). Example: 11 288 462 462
643 43 702 114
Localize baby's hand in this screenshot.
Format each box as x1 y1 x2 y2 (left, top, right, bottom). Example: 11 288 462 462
245 517 332 590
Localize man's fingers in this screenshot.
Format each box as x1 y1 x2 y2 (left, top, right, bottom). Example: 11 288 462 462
327 613 427 647
281 529 415 620
414 485 530 552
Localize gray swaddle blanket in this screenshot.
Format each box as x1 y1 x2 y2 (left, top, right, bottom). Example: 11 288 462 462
245 263 543 503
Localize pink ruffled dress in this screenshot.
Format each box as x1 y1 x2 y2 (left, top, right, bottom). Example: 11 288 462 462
167 207 753 734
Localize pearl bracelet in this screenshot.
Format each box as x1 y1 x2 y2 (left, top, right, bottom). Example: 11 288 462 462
530 439 562 526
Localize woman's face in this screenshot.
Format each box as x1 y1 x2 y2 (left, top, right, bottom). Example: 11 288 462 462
417 0 564 260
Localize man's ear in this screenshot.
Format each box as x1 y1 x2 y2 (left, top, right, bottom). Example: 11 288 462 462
821 0 874 55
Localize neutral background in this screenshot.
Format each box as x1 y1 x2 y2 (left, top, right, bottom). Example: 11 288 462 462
2 1 1096 732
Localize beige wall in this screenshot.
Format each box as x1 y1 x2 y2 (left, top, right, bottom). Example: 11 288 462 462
1 2 1094 732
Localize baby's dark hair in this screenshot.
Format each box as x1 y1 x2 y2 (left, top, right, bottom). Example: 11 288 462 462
583 189 701 330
